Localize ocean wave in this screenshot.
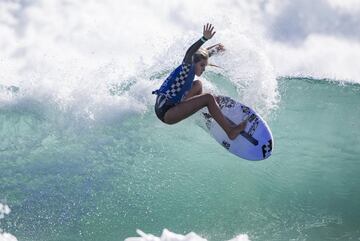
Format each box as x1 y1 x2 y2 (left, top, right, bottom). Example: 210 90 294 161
3 0 358 122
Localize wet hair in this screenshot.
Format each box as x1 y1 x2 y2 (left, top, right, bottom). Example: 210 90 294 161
193 47 209 63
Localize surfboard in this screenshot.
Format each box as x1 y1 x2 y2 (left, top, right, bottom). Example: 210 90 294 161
202 95 273 161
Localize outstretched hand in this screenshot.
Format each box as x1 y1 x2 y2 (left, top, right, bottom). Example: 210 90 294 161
213 43 225 52
203 23 216 40
207 43 226 54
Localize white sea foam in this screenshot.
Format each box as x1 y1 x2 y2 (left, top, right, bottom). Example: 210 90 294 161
1 0 359 122
125 229 251 241
0 233 17 241
262 0 360 82
0 204 10 220
0 204 17 241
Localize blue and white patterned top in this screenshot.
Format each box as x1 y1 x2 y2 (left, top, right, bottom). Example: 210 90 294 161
153 62 195 104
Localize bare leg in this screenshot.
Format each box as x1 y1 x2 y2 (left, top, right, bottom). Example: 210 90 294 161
186 80 220 104
164 93 246 140
183 80 202 100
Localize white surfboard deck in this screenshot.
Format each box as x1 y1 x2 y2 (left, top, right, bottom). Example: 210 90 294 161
202 95 273 161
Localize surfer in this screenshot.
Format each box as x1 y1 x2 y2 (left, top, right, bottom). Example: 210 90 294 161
152 23 247 140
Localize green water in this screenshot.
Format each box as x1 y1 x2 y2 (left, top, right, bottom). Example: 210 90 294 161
0 77 359 241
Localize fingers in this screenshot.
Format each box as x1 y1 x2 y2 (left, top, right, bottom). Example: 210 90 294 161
206 24 213 32
203 23 216 40
203 23 215 32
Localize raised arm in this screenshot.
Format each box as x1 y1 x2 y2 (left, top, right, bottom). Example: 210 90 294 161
182 23 216 64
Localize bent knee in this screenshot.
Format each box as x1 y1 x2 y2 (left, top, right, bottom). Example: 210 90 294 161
203 93 216 103
193 80 203 93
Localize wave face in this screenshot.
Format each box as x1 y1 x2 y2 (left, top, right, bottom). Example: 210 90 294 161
1 77 359 241
1 0 360 241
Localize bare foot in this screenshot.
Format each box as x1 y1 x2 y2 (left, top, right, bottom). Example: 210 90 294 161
228 120 247 140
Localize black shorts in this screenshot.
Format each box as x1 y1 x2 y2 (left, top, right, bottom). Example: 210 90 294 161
154 94 175 123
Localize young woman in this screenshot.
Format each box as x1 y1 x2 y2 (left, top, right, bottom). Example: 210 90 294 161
152 23 247 140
